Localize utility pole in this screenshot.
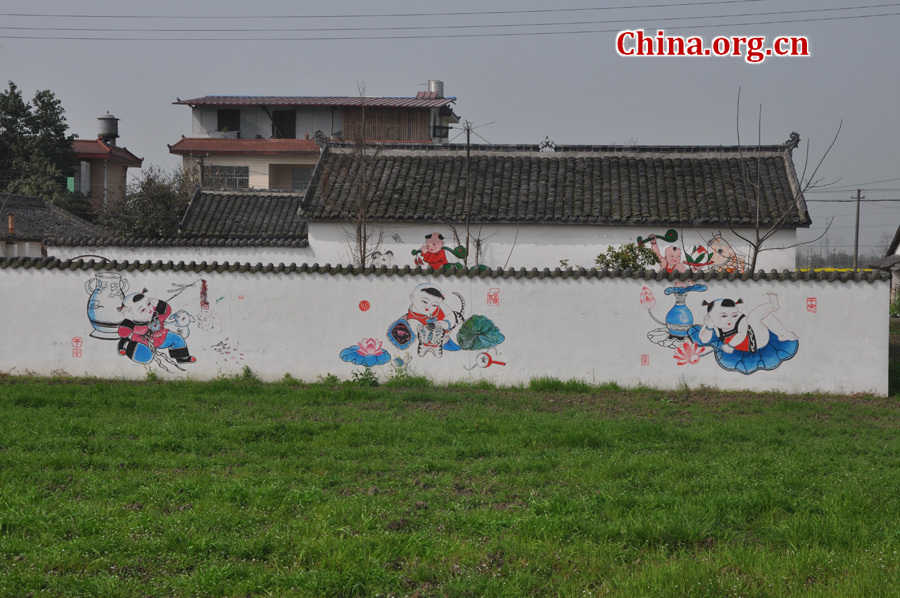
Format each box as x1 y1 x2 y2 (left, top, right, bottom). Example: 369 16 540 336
853 188 864 272
464 120 471 267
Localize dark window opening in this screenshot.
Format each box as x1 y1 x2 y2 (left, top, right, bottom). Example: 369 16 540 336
217 109 241 133
272 110 297 139
292 167 311 191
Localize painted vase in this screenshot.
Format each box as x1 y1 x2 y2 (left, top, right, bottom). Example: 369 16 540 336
665 294 694 338
85 271 129 339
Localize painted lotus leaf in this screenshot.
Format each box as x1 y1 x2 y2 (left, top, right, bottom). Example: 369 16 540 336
456 315 505 351
340 345 392 367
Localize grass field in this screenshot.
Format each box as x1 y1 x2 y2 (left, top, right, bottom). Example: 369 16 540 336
1 330 900 597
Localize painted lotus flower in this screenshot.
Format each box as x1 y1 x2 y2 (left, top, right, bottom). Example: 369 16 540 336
340 338 391 367
673 341 706 366
639 286 656 310
456 315 505 351
357 338 384 356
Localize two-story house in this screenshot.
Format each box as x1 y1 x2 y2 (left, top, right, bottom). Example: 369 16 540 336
168 80 459 191
71 113 143 210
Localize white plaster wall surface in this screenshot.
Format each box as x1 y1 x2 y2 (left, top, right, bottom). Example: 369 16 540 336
0 264 887 395
296 108 341 139
48 244 314 264
308 222 797 271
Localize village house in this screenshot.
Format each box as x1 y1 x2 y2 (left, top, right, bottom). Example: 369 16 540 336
167 80 459 191
70 113 143 210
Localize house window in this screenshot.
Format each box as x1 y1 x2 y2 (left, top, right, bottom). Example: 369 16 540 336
204 165 249 188
272 110 296 139
292 168 311 191
217 109 240 133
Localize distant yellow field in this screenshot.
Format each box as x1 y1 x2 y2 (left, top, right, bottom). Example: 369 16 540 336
796 268 875 273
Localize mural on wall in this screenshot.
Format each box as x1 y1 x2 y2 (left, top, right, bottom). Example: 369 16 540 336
340 282 506 370
641 282 799 375
84 272 218 373
116 289 197 368
369 250 394 267
340 338 392 366
637 230 749 274
411 232 467 270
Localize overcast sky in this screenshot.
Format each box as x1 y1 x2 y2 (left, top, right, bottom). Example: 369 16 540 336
2 0 898 259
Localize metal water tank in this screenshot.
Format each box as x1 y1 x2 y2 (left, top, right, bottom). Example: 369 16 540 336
427 80 444 98
98 112 119 144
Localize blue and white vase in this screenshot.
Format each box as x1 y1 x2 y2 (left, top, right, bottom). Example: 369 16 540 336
85 272 129 339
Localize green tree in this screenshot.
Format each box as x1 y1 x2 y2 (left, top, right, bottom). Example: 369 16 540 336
594 242 659 270
0 81 78 209
99 166 199 238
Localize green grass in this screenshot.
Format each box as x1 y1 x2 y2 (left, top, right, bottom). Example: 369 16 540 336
2 376 900 597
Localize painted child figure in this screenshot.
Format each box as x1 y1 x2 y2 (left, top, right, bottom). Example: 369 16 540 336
649 234 688 273
117 289 196 365
698 294 798 353
405 283 462 357
414 232 451 269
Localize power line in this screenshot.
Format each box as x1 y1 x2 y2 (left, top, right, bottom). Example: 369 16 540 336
3 4 898 34
0 1 781 21
3 10 900 41
807 198 900 203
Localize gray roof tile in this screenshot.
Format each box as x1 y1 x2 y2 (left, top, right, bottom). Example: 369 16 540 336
179 189 308 241
0 257 887 283
0 194 104 242
303 141 810 227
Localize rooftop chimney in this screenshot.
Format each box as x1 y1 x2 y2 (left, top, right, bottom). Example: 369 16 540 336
98 112 120 146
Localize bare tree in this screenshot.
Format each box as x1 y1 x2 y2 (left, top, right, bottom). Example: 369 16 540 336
730 88 839 271
320 83 385 268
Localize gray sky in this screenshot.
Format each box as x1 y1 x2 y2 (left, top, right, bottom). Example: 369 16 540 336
2 0 898 258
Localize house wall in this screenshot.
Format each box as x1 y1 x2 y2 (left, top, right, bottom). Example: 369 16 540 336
86 159 128 210
0 241 43 258
47 223 796 272
0 261 887 395
47 244 314 264
192 106 342 140
182 155 318 189
307 222 799 272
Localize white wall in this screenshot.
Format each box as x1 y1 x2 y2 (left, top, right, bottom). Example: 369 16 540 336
48 243 314 264
308 222 798 271
1 241 43 258
0 261 888 395
46 222 797 273
191 106 342 140
181 155 317 190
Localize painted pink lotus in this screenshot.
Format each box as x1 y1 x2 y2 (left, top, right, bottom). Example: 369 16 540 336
340 338 391 366
673 279 695 289
639 286 656 310
357 338 385 356
673 341 706 366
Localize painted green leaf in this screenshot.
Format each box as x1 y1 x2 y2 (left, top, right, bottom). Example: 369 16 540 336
456 315 505 350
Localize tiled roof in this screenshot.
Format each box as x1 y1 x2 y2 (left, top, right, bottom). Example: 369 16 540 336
869 254 900 269
168 137 321 156
44 236 308 248
303 141 811 227
880 223 900 260
179 189 308 243
174 96 456 109
1 194 105 242
0 256 888 283
72 138 143 167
